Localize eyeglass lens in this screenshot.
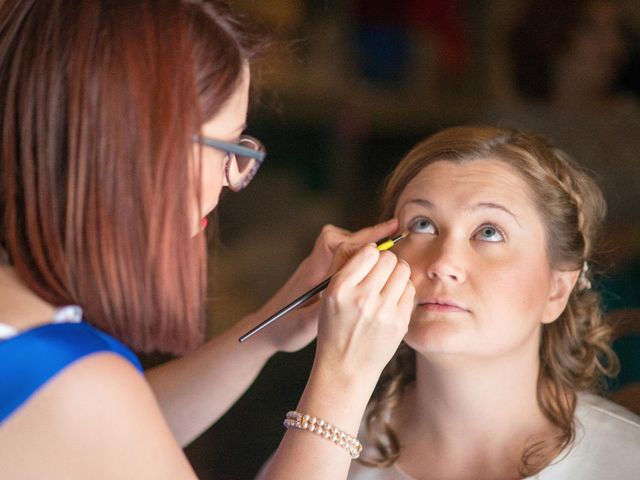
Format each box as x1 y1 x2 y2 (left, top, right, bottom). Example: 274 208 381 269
226 137 264 191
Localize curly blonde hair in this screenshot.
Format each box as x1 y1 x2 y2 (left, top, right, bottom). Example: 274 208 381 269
361 126 619 476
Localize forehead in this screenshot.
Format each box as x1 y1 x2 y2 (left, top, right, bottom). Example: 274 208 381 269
396 158 536 213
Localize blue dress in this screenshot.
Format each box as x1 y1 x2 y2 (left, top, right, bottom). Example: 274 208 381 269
0 306 142 425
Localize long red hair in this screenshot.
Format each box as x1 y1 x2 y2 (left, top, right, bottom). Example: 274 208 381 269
0 0 257 354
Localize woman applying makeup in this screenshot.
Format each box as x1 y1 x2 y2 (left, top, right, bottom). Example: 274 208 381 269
0 1 414 478
346 126 640 479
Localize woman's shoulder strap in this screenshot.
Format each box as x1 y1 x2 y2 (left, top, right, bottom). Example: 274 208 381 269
0 322 142 424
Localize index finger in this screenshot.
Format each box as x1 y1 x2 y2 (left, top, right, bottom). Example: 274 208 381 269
330 243 380 288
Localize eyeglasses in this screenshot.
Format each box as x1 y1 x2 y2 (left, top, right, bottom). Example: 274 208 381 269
194 134 266 192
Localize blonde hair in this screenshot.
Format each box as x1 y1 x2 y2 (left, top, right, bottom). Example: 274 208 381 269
362 126 619 476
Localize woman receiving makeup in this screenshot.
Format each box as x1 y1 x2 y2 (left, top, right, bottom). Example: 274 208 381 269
344 126 640 479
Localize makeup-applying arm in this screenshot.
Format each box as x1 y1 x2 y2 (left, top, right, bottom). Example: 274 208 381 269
263 242 415 479
145 219 400 446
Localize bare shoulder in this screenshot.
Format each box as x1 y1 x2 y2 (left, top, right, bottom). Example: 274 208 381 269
0 352 197 479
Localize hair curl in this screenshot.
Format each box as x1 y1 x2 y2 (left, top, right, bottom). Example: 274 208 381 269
361 126 619 477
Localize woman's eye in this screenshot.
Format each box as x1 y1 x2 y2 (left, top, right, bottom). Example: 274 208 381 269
474 224 504 242
408 217 436 234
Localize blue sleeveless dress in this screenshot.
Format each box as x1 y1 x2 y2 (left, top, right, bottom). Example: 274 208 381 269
0 306 142 425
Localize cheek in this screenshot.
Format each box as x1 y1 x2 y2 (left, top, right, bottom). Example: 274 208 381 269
188 150 225 236
478 251 552 325
201 163 223 205
198 151 225 213
394 241 428 274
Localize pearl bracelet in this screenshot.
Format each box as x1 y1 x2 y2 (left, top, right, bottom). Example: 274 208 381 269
283 410 363 459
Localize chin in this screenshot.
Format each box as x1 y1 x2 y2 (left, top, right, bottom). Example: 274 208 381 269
404 319 467 355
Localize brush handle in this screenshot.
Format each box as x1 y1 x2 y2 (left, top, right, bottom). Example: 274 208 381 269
238 232 407 343
238 276 332 342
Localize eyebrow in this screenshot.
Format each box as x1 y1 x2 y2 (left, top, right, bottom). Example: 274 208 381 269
404 198 434 209
402 198 521 225
471 202 520 225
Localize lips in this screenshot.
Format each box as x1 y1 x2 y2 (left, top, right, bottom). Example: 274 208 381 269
417 297 469 313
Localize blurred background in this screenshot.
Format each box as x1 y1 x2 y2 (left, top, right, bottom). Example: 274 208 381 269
177 1 640 477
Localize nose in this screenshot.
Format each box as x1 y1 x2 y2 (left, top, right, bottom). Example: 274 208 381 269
405 236 467 285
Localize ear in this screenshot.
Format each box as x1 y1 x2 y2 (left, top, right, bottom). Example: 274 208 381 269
541 269 580 324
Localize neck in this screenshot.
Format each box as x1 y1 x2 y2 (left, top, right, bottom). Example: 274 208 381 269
0 265 56 331
395 335 554 478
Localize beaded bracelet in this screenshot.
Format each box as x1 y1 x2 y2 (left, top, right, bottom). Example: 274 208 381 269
283 410 363 459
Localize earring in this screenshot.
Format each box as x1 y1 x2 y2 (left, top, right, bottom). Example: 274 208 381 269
577 261 591 291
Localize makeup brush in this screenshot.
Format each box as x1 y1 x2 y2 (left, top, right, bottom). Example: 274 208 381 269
238 232 408 343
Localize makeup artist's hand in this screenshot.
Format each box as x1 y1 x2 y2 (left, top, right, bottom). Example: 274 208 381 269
296 218 400 285
252 218 400 353
313 244 414 384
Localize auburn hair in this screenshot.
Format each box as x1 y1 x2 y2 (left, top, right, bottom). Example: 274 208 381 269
0 0 257 354
362 126 619 476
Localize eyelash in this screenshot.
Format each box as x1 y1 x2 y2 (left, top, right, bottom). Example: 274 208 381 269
406 216 506 242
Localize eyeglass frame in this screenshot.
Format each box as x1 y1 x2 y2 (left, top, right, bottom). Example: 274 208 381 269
193 134 267 191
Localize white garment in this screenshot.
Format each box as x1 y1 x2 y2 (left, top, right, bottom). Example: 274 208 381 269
0 305 83 340
347 394 640 480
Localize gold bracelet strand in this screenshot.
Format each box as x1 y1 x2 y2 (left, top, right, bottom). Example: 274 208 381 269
283 410 363 459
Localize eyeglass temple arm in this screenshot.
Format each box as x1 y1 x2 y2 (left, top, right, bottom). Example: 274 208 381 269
194 136 266 162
